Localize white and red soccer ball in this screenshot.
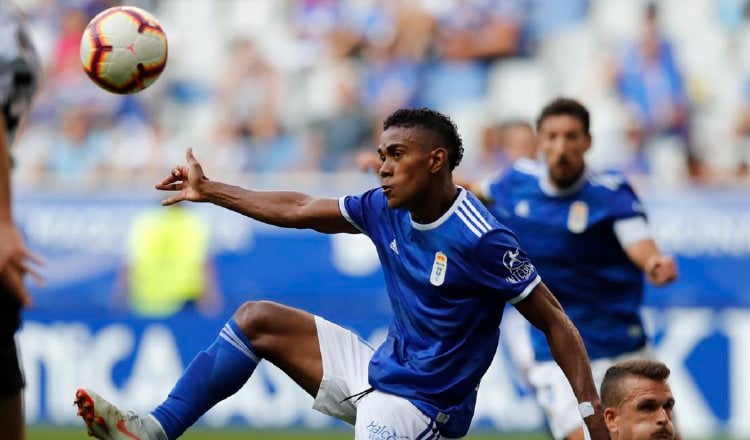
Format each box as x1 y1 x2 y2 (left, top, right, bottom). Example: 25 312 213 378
80 6 167 94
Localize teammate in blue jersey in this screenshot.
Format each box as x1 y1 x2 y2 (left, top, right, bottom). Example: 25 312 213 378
474 98 678 440
74 108 609 440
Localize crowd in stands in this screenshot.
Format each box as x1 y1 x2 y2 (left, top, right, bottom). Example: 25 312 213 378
11 0 750 189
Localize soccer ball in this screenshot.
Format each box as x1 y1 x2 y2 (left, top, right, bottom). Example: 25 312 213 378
80 6 168 94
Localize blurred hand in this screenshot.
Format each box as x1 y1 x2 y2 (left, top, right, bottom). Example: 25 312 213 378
155 148 210 206
645 254 677 286
0 222 44 308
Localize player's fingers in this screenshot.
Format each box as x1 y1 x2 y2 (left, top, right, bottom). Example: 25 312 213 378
172 166 190 178
186 147 198 165
156 173 179 188
18 261 44 285
161 194 184 206
155 182 183 191
23 249 44 267
653 265 677 285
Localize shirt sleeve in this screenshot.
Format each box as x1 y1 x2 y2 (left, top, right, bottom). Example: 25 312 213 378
610 179 647 221
613 216 652 248
472 228 541 304
339 188 383 236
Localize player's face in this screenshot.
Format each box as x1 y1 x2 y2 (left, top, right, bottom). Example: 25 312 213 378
377 126 437 209
538 114 591 188
607 377 675 440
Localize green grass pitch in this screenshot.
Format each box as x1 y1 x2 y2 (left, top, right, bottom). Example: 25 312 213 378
27 427 737 439
28 427 550 440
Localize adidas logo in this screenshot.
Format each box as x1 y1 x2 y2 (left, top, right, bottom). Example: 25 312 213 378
389 239 399 255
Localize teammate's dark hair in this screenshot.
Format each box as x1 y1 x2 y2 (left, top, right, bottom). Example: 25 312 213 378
536 98 590 135
600 359 671 409
384 108 464 170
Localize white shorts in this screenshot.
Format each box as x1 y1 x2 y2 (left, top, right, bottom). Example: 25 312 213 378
312 316 452 439
528 347 652 440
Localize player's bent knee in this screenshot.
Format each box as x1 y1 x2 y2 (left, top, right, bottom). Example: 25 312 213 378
232 301 317 362
233 300 282 338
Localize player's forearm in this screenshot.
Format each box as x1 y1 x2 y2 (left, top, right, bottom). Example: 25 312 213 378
201 180 312 228
546 317 602 408
624 238 661 272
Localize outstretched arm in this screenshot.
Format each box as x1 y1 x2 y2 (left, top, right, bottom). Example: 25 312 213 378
624 238 677 286
156 148 359 234
613 216 677 286
515 282 609 440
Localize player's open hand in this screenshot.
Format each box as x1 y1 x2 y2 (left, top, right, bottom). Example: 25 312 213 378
645 255 677 286
155 148 209 206
0 222 44 308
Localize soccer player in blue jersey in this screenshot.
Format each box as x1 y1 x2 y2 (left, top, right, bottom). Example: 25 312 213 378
74 108 610 440
474 98 678 440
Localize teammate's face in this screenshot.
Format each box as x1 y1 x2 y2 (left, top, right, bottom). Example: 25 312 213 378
605 376 675 440
377 126 440 209
537 114 591 188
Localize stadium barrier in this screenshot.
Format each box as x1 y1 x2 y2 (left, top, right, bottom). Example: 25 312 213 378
14 188 749 437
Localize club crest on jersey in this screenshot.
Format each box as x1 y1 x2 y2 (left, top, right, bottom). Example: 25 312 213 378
430 252 448 286
567 200 589 233
502 248 535 283
514 200 530 217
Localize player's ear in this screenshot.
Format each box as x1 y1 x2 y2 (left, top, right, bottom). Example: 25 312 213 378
603 407 618 434
583 133 593 152
430 148 448 173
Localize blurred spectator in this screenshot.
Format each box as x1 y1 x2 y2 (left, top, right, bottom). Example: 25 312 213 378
106 110 163 184
287 0 362 63
458 118 537 180
420 0 524 109
216 38 282 136
716 0 749 32
117 204 221 318
50 7 87 84
242 110 310 173
615 2 700 179
732 78 750 177
521 0 589 50
46 106 109 186
308 62 374 172
7 0 749 188
358 0 427 118
206 117 250 176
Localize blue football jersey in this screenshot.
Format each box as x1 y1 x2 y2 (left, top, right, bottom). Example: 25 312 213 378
482 159 647 361
340 187 540 438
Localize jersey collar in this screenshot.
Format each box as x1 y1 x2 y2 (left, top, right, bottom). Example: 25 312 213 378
539 166 588 197
410 187 466 230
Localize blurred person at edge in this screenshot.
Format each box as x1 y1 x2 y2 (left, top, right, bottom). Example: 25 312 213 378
459 119 537 189
0 2 43 439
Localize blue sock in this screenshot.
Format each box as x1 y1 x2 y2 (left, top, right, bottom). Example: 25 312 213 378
151 319 260 439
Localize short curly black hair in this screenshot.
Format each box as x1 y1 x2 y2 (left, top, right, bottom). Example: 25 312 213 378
383 108 464 170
